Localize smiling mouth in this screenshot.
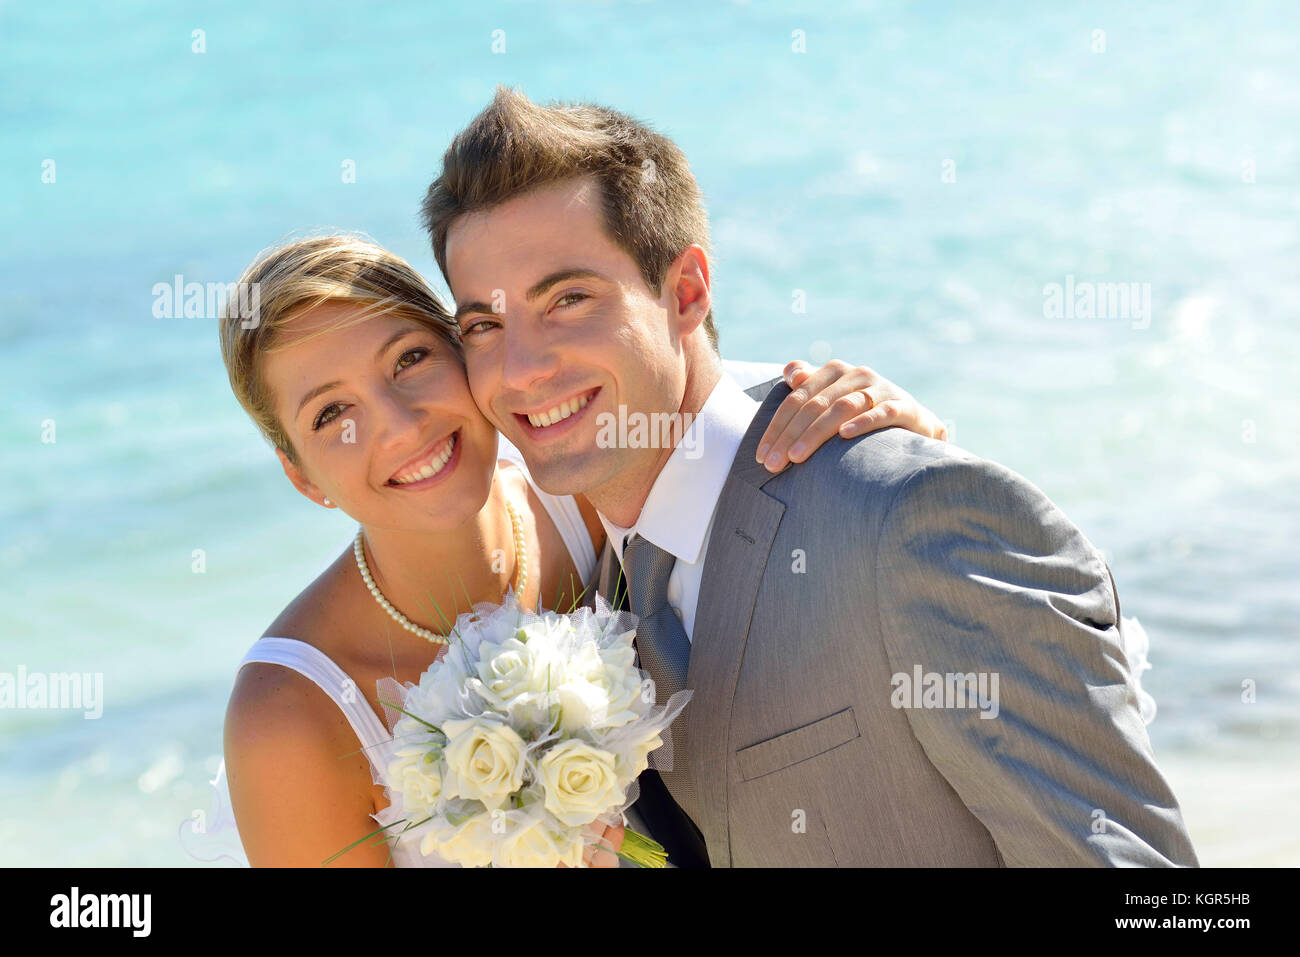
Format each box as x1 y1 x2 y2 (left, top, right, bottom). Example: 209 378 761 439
514 387 600 434
387 430 460 486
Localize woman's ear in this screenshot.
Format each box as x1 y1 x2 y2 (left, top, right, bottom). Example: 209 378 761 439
276 447 331 507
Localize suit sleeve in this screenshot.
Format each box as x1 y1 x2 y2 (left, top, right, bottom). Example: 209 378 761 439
873 453 1199 866
740 375 783 403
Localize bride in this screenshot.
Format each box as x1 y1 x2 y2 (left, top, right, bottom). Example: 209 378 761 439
212 233 950 867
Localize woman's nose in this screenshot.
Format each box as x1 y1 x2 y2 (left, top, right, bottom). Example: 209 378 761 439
372 390 426 450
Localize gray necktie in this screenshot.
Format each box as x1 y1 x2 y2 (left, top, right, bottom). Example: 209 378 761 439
622 533 698 825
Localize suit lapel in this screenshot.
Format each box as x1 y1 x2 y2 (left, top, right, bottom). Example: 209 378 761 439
584 378 792 864
595 535 626 608
586 539 625 611
685 380 791 865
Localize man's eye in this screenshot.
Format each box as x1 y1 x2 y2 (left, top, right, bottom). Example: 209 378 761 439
462 318 500 337
555 292 588 308
313 403 343 431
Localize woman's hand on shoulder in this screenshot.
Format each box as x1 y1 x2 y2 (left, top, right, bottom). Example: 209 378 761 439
224 664 393 867
756 359 948 472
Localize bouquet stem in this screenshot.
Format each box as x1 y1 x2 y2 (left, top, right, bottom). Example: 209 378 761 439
615 828 669 868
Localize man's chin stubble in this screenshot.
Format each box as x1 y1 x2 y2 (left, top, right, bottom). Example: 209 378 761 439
517 444 607 498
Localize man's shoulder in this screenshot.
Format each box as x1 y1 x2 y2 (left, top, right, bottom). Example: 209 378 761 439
764 426 978 500
761 426 1063 529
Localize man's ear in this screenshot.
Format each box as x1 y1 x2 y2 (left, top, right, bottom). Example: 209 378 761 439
666 244 711 338
276 447 329 507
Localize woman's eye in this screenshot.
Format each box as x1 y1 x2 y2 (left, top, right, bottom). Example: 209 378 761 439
313 403 343 431
396 347 429 370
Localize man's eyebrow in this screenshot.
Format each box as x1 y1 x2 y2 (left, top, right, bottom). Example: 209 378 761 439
293 328 419 418
452 268 609 324
453 299 497 324
525 268 607 302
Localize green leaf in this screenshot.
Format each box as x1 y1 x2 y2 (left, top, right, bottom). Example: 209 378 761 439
322 819 407 866
378 698 443 735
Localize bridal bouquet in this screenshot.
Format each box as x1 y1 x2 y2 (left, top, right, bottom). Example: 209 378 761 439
367 590 689 867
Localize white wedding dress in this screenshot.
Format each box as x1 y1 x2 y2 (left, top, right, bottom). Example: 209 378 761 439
188 437 601 866
182 360 787 867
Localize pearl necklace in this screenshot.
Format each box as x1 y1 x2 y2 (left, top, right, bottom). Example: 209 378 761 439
353 497 528 646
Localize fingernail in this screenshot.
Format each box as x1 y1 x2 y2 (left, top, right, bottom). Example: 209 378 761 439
756 443 770 463
789 441 806 459
841 423 859 436
764 451 783 470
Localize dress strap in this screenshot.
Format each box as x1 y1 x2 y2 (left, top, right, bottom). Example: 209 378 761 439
238 638 393 769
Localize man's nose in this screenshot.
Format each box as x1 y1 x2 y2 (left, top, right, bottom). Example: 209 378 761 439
500 317 560 396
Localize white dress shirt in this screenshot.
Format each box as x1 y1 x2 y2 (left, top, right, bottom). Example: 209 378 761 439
597 367 768 641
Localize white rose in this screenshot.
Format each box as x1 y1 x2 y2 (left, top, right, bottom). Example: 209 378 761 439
494 816 584 868
550 639 646 732
599 636 637 673
473 636 553 709
440 717 527 810
615 732 663 783
400 664 462 727
516 616 579 655
426 812 496 867
386 742 443 817
553 678 611 734
538 739 626 827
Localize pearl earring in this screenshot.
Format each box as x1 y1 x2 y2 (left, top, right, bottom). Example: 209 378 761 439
323 498 332 507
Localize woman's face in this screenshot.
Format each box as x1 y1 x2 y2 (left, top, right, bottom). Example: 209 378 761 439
261 302 500 532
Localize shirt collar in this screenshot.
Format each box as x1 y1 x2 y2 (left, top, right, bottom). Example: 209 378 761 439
598 371 761 566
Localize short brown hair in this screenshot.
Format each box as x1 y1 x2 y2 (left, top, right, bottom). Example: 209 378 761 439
218 233 458 466
421 86 718 352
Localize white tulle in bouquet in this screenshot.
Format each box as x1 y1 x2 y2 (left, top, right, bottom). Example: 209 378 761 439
360 589 690 868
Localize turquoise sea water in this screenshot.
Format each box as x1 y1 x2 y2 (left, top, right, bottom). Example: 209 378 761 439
2 1 1297 865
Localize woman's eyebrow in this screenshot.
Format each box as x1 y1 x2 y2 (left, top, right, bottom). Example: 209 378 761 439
296 378 342 418
293 329 421 417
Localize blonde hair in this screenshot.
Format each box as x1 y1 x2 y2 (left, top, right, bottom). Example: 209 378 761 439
218 233 458 466
421 86 719 353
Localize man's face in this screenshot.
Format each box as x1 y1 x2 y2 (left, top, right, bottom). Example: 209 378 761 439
444 175 694 501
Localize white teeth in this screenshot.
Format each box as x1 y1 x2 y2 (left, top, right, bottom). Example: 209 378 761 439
392 434 456 486
527 392 590 429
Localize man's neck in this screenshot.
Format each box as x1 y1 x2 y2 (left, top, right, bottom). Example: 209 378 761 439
586 357 722 528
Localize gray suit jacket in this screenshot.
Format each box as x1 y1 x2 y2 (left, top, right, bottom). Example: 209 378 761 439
592 376 1198 867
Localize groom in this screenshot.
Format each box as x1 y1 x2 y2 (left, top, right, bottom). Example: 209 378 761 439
421 88 1199 867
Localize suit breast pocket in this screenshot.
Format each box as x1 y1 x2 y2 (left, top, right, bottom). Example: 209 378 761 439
736 707 861 781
